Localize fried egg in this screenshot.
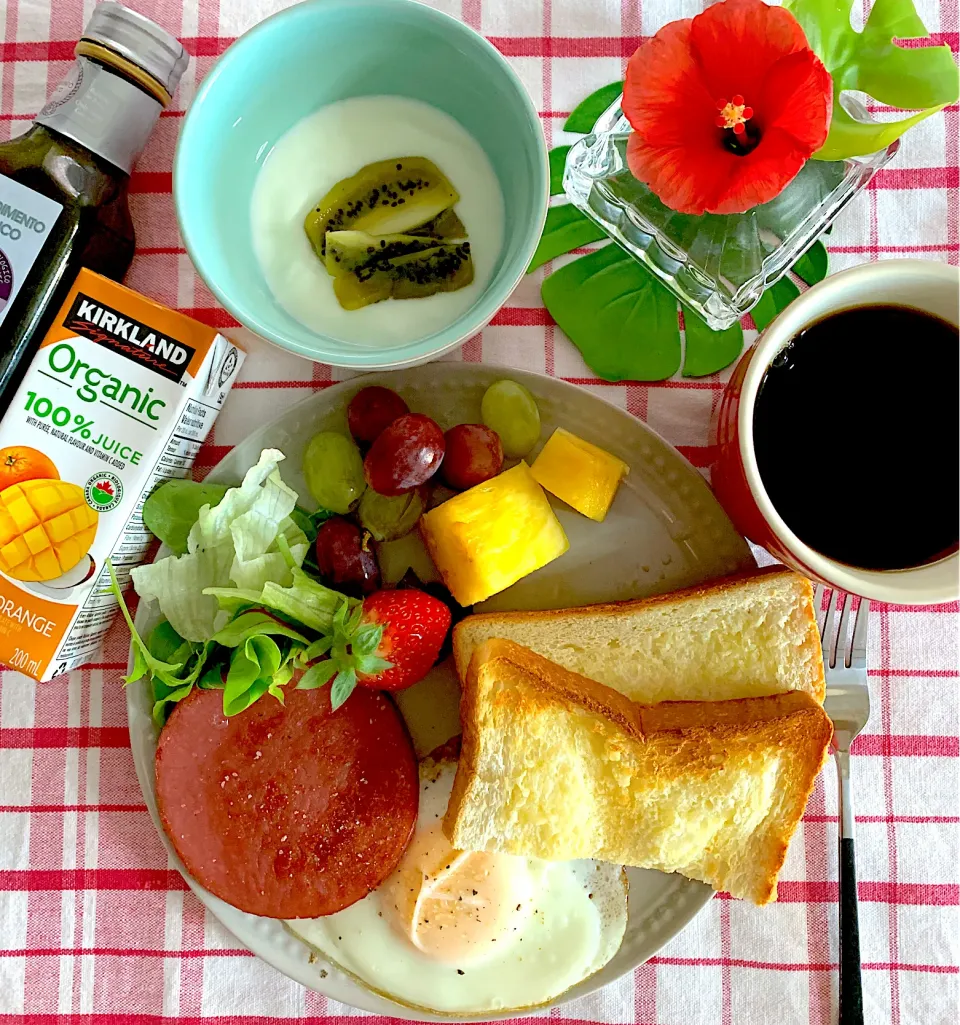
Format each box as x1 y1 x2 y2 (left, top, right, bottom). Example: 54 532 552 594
286 759 628 1014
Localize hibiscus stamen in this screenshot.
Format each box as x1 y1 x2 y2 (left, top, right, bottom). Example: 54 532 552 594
715 95 754 136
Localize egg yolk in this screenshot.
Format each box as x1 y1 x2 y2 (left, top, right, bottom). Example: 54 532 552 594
380 823 535 962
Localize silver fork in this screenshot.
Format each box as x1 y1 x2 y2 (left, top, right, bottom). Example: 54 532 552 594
817 585 871 1025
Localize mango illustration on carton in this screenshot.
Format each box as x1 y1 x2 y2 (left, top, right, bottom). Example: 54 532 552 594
0 269 244 681
0 477 98 581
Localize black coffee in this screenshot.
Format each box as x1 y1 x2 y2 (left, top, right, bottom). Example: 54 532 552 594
753 304 959 571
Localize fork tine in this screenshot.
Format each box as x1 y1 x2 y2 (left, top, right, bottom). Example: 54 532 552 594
821 588 839 669
837 592 855 668
850 598 870 670
813 583 827 637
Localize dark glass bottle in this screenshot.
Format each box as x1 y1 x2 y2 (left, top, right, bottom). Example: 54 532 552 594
0 1 186 409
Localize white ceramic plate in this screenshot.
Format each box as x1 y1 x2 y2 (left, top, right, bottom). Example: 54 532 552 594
126 363 754 1020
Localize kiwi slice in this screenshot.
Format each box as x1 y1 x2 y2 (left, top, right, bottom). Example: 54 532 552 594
334 274 392 311
305 157 460 256
332 242 473 310
407 208 468 240
392 243 473 300
325 230 447 278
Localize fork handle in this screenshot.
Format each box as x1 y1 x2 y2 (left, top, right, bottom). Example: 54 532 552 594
839 837 864 1023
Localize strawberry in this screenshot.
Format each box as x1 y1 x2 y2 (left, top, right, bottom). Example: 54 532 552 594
297 587 451 708
356 589 451 691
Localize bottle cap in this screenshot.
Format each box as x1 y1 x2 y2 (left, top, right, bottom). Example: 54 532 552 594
81 1 188 101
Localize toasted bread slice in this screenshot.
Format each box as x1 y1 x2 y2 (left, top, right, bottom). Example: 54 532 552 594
444 639 832 904
453 567 824 704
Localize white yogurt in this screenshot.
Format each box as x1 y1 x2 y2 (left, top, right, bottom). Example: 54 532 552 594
251 95 504 347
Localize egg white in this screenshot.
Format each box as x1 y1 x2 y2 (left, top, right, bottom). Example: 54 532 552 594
286 760 628 1014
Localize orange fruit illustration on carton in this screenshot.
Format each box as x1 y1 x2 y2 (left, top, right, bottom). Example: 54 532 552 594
0 479 98 582
0 446 59 493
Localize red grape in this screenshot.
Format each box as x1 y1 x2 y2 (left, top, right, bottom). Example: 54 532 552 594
315 517 380 596
347 386 410 444
364 413 445 496
441 424 504 490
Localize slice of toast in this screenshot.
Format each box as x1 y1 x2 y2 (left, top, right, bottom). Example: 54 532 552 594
444 639 832 904
453 567 824 704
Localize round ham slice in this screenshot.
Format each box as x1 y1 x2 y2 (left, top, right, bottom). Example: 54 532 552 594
155 684 418 919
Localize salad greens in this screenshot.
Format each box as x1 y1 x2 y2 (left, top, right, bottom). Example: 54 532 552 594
141 479 229 555
131 449 309 642
205 565 357 634
113 448 383 726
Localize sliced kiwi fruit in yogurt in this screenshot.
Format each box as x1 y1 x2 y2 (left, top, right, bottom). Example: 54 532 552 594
325 230 444 277
407 208 467 240
333 241 473 310
305 157 460 256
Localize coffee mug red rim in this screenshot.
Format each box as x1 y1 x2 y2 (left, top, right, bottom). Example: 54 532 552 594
733 259 959 604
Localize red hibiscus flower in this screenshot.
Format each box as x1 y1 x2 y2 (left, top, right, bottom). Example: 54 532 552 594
622 0 832 216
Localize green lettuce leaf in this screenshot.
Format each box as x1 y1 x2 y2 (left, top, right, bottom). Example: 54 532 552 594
146 619 190 663
205 566 355 635
223 635 282 716
289 506 335 544
107 560 185 685
142 479 229 555
149 649 216 725
786 0 959 160
130 449 308 642
220 629 308 716
129 544 234 645
106 561 218 725
210 610 308 648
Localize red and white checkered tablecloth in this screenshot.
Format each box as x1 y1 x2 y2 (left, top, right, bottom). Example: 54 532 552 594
1 1 958 1023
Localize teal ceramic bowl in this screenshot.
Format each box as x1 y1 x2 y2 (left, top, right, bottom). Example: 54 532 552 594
174 0 548 369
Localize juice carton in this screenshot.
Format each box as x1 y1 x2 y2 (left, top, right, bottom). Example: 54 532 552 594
0 268 244 680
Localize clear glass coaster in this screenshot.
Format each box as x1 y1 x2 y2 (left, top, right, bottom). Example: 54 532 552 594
563 96 898 330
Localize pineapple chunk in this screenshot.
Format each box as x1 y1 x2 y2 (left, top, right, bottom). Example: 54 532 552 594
530 427 628 522
419 462 568 606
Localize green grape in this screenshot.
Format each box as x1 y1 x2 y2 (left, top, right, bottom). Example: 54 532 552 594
303 432 366 514
480 380 541 459
357 487 424 541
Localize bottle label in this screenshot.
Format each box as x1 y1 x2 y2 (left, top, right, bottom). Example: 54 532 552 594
35 58 161 174
0 175 63 329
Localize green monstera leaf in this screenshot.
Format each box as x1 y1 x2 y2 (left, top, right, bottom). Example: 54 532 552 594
528 205 607 272
750 277 802 332
563 82 624 133
538 223 829 381
681 308 745 378
542 244 683 381
549 145 571 195
786 0 959 161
